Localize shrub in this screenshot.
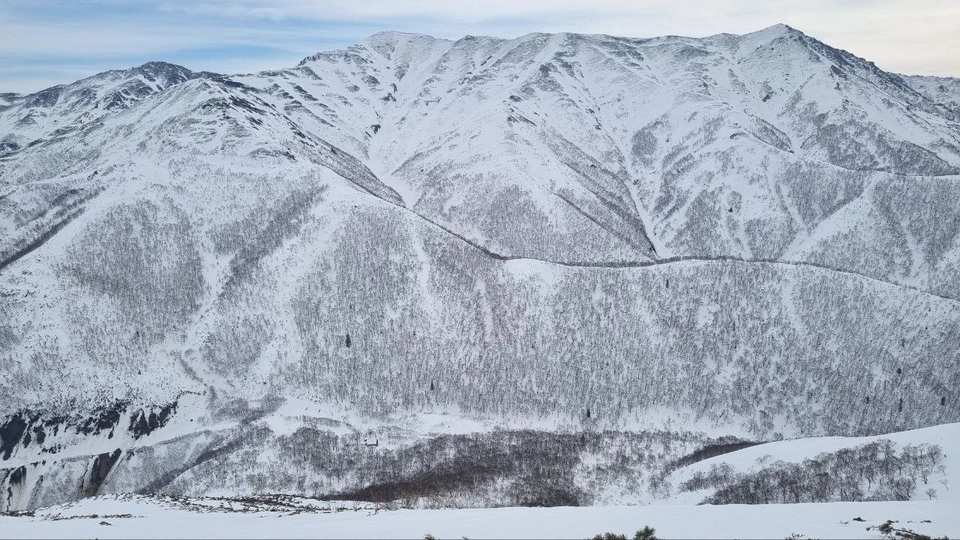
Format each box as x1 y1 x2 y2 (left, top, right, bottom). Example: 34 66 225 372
588 528 657 540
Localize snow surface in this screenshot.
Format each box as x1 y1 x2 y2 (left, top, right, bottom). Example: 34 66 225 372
1 496 957 539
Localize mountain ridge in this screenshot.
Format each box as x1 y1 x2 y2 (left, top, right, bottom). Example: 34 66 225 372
1 25 959 511
8 25 959 107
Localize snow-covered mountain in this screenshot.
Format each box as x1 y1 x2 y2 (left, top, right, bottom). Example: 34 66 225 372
2 25 959 510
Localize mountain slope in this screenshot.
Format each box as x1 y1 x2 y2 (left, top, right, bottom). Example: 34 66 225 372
1 25 959 510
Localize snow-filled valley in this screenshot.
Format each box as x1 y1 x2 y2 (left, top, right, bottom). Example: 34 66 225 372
2 22 960 530
4 423 960 538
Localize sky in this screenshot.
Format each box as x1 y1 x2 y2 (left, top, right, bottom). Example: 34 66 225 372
1 0 958 94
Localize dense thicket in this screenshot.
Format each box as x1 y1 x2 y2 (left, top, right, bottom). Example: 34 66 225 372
680 441 945 504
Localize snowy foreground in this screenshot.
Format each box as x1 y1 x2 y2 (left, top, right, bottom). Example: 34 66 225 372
1 496 957 539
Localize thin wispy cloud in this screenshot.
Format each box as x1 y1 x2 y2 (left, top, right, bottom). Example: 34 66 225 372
1 0 957 94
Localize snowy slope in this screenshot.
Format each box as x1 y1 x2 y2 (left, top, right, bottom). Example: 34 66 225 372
904 75 960 120
1 25 960 511
665 422 960 505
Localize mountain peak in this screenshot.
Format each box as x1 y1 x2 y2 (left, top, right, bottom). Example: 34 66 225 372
740 23 807 43
64 61 197 90
366 30 437 41
129 61 197 84
133 60 191 74
751 23 802 37
362 30 449 59
731 22 815 60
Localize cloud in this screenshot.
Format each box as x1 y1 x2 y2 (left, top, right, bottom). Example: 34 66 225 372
1 0 957 94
